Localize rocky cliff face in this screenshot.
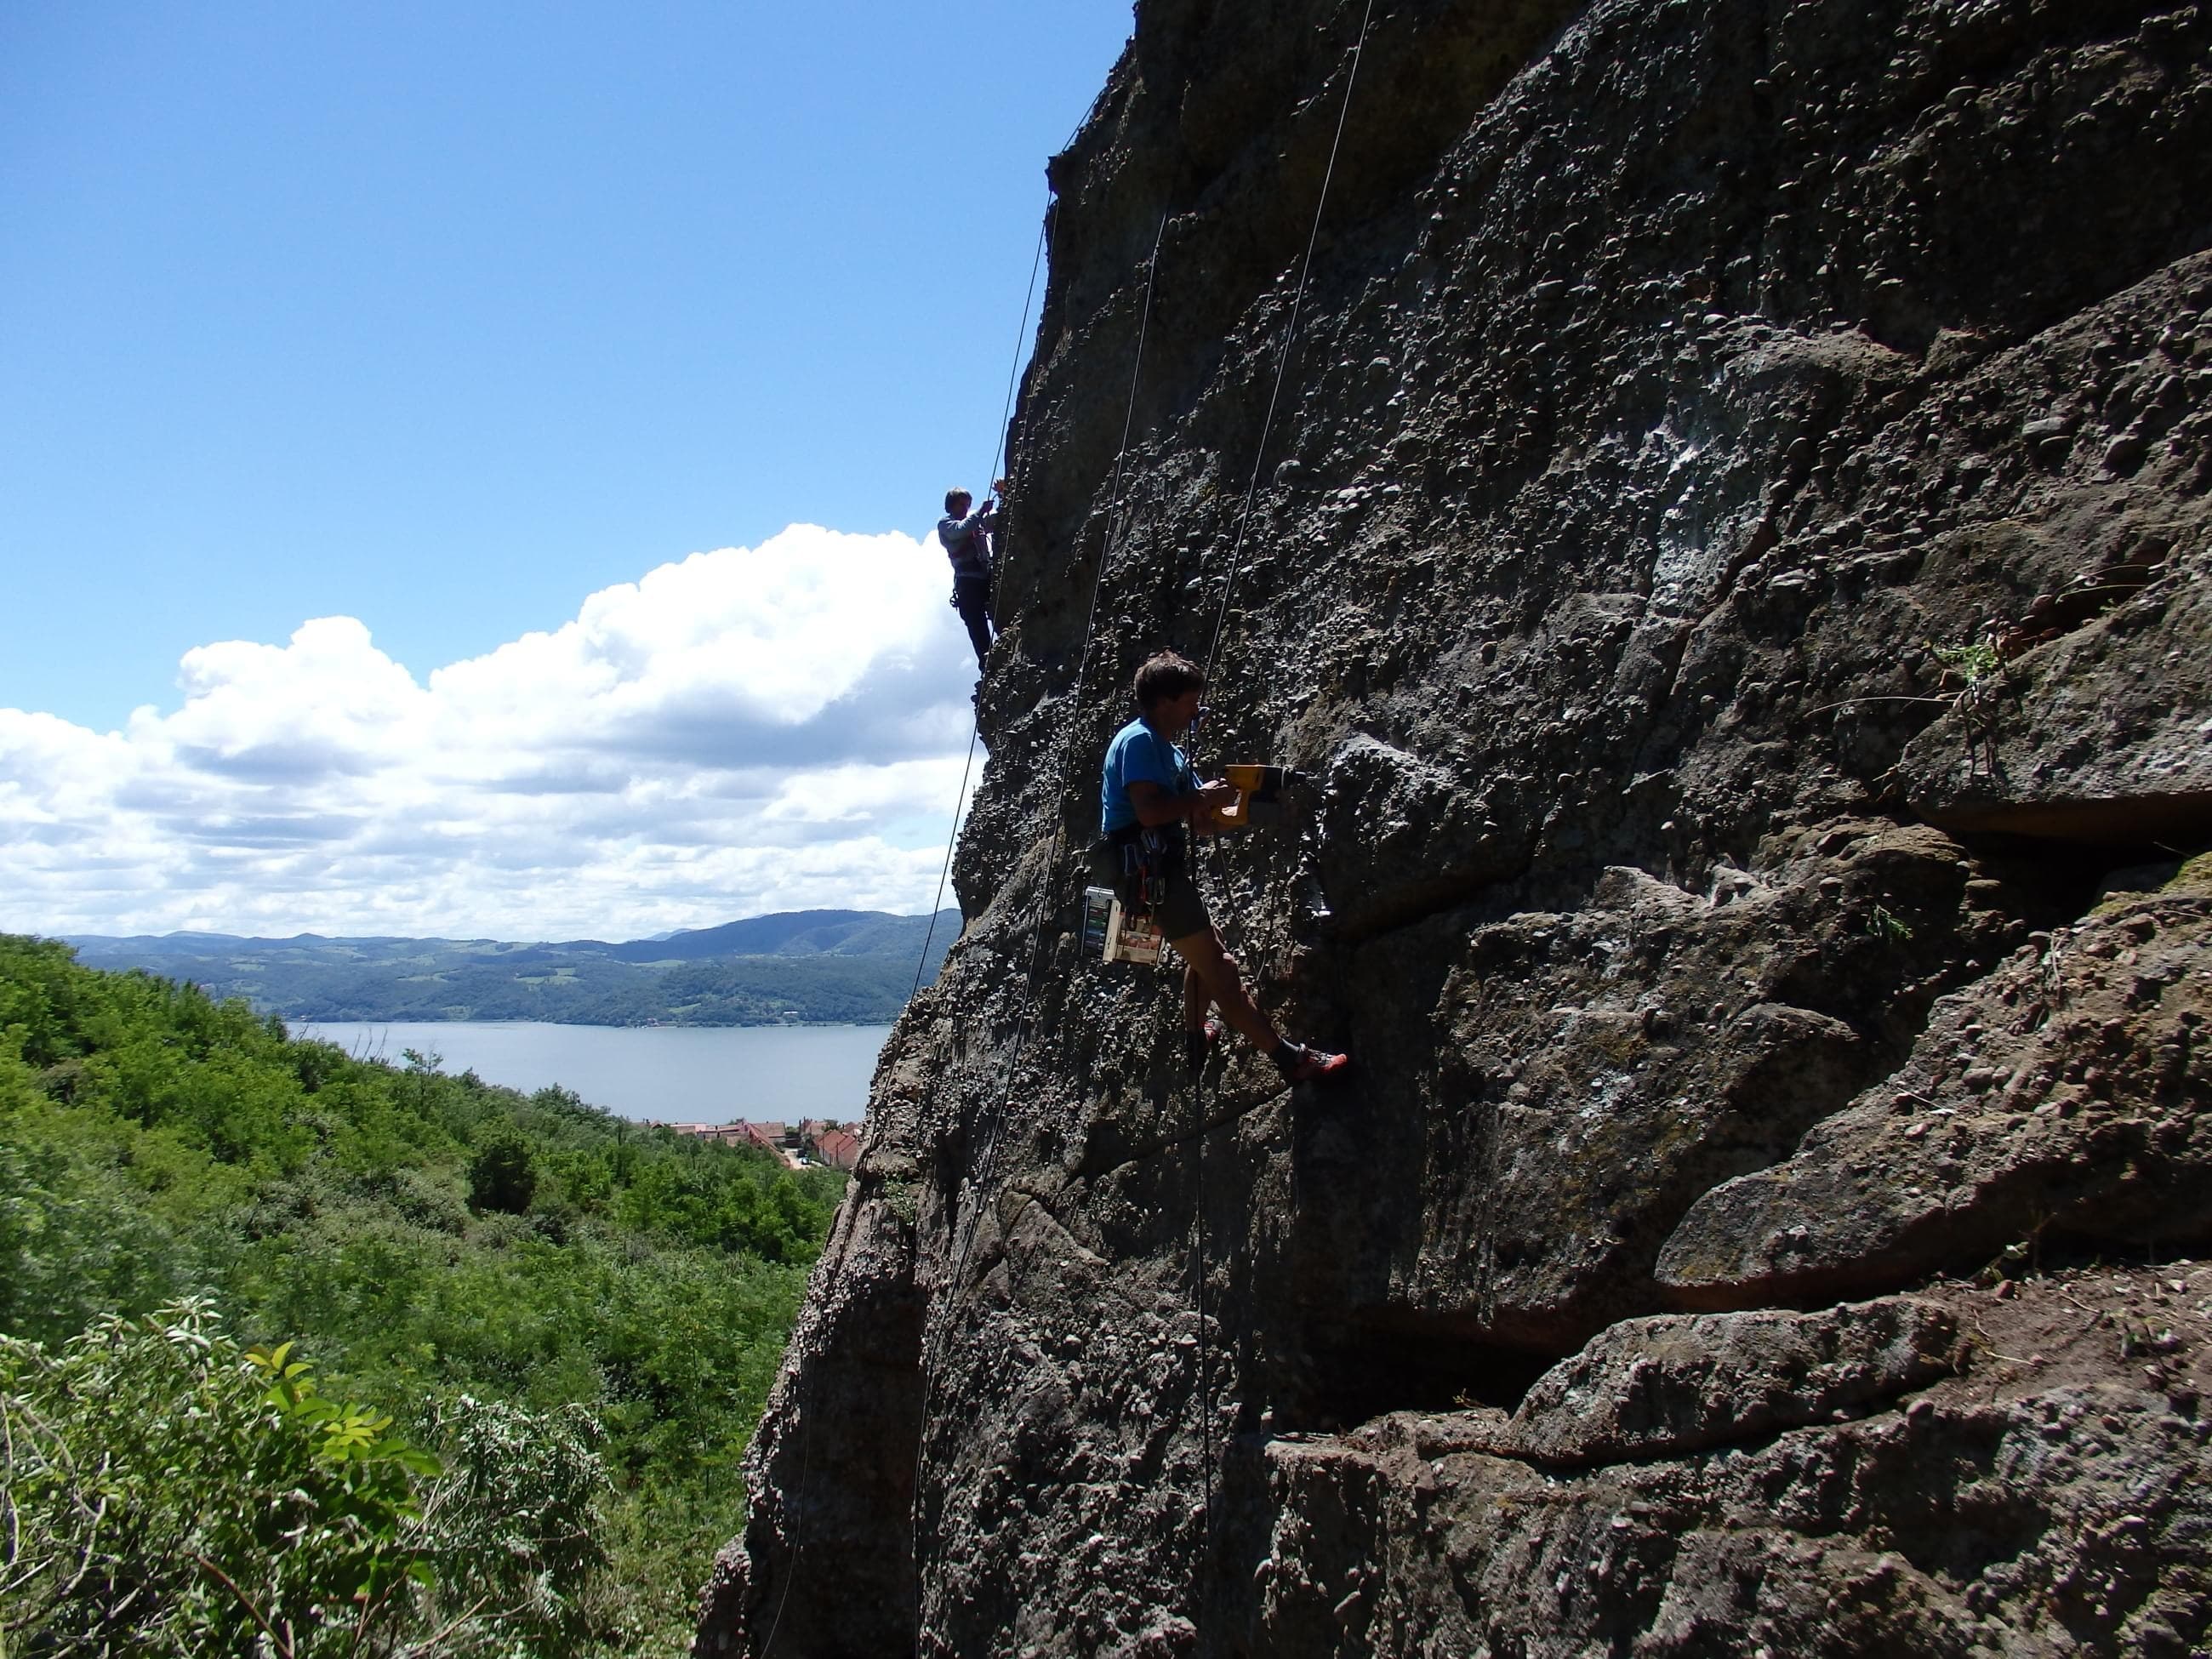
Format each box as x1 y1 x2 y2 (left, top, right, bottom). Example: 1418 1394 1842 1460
700 0 2212 1652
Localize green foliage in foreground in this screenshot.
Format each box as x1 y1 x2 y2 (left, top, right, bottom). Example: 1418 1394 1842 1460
3 1302 601 1656
0 934 848 1655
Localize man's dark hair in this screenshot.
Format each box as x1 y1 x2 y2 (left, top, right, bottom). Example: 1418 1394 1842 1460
944 487 972 515
1134 651 1206 713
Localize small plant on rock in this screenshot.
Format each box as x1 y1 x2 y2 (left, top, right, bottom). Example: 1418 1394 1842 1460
1866 904 1915 944
1930 626 2020 772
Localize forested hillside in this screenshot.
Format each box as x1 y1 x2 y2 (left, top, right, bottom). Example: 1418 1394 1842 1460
0 934 843 1654
66 908 961 1026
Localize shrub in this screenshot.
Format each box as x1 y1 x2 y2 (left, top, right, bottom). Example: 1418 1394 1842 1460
0 1299 607 1657
467 1130 538 1216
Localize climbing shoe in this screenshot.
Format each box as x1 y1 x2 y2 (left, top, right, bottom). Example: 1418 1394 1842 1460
1184 1018 1226 1075
1272 1041 1349 1083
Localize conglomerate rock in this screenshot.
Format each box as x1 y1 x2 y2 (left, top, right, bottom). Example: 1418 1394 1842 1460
1897 537 2212 841
1225 1274 2212 1658
700 0 2212 1652
1491 1297 1961 1465
1660 855 2212 1307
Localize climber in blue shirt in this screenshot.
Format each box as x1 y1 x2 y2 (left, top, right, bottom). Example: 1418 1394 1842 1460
938 482 1005 669
1095 649 1349 1083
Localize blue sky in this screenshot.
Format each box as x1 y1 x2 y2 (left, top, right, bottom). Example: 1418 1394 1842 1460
2 1 1128 728
0 2 1133 938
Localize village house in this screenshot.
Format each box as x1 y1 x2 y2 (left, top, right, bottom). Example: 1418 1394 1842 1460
658 1117 862 1171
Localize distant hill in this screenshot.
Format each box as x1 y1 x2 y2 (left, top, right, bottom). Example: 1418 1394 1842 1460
591 909 949 963
65 908 963 1027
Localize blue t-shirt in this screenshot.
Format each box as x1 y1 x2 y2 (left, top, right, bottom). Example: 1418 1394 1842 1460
1099 717 1194 837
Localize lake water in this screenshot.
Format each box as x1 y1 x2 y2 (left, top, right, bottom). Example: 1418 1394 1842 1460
304 1020 896 1125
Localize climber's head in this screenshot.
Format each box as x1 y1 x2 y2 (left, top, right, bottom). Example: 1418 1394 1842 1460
944 487 972 516
1135 651 1206 734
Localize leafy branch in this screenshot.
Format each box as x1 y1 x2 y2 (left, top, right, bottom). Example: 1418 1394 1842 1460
2 1305 604 1657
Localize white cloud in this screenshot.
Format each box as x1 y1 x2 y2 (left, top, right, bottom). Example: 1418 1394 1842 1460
0 524 981 939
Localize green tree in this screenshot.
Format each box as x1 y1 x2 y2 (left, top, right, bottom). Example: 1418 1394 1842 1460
467 1129 538 1215
0 935 842 1653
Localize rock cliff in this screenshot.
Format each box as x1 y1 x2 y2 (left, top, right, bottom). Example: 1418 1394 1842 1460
701 0 2212 1651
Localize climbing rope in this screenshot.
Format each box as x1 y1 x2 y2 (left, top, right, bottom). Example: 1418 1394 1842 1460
760 190 1057 1659
1189 1061 1214 1586
1200 0 1377 686
906 207 1051 1003
912 208 1166 1354
772 3 1378 1633
907 725 980 1006
1189 0 1377 1012
905 211 1170 1655
1182 0 1376 1603
904 3 1380 1627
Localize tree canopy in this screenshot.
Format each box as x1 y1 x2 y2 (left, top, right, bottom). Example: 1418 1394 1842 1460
0 933 848 1655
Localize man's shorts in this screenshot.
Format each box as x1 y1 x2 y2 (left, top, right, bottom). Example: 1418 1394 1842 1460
1090 839 1211 945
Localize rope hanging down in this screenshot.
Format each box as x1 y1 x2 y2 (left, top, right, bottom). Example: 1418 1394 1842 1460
908 727 982 1005
907 211 1169 1655
760 193 1055 1659
917 210 1168 1355
1192 0 1376 992
915 209 1167 1367
772 1 1376 1632
906 207 1052 1002
905 3 1379 1625
1201 0 1377 685
1184 0 1376 1601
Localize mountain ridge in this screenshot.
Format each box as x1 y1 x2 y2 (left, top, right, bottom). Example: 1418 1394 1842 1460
64 907 962 1026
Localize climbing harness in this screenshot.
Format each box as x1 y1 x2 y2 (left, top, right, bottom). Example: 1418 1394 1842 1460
1117 819 1187 907
1082 860 1173 964
1082 818 1187 963
1082 764 1308 970
1083 764 1305 966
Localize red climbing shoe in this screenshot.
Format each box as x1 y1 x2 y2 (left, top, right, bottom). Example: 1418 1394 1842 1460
1184 1018 1226 1075
1274 1041 1350 1083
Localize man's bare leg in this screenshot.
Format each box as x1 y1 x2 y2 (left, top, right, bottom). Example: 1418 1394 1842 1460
1171 927 1351 1083
1183 949 1236 1028
1170 927 1280 1052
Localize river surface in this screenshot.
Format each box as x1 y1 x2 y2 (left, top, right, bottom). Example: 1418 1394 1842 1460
303 1020 895 1125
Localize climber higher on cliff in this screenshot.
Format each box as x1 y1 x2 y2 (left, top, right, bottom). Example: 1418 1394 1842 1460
937 482 1006 670
1096 650 1349 1084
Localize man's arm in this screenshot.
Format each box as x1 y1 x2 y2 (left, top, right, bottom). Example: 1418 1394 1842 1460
974 504 996 573
1126 778 1237 830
